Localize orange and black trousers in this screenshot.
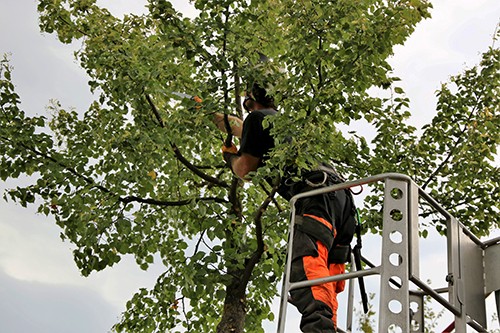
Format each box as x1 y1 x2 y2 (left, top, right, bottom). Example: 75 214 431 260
290 215 345 333
283 171 355 332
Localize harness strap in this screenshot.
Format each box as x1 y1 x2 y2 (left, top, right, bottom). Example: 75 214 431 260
353 209 368 313
295 215 335 252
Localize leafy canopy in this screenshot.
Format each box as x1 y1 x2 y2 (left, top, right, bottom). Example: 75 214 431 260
1 0 498 331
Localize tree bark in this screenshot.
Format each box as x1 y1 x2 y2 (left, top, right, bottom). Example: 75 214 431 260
216 275 247 333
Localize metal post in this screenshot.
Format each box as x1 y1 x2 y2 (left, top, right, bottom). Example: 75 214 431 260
378 178 411 332
276 205 297 333
346 253 356 332
408 181 420 279
447 217 466 332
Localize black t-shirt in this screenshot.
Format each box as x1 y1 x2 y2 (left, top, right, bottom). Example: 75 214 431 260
238 109 354 249
239 108 277 165
237 108 308 201
238 108 294 198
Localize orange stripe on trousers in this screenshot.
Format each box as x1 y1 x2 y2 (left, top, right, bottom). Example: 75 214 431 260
303 214 333 231
302 240 345 327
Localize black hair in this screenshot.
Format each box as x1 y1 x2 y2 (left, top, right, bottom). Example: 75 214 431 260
251 83 275 109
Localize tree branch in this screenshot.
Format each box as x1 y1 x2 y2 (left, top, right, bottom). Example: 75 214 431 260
219 5 242 219
119 195 228 206
144 93 230 188
145 93 165 127
171 144 229 188
1 135 113 195
1 135 228 209
419 193 485 219
193 229 206 256
422 95 482 189
317 34 323 89
234 60 243 119
260 182 283 213
241 184 278 285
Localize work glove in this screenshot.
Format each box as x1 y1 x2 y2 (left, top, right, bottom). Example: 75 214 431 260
222 143 237 154
222 144 238 167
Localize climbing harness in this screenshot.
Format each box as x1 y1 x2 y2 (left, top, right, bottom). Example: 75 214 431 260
291 164 369 313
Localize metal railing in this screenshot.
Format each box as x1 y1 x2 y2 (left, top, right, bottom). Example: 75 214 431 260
277 173 499 333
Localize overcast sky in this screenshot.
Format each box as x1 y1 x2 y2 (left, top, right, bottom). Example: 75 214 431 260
1 1 499 332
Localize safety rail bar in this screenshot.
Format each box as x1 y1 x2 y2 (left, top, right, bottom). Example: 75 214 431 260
277 173 498 333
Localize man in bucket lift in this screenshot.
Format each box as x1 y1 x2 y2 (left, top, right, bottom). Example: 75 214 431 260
213 83 357 333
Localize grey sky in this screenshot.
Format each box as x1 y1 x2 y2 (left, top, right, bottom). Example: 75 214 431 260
0 268 116 333
1 0 499 332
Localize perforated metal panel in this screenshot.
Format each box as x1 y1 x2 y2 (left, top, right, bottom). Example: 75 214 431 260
378 178 411 332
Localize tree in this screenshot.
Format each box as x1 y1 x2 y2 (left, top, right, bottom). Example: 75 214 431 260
1 0 498 332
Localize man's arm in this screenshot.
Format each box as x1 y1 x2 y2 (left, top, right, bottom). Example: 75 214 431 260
213 113 243 138
226 153 261 180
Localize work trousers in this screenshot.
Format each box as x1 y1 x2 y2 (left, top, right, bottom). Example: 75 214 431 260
290 216 346 333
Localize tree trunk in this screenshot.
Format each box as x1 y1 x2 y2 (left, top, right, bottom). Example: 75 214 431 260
216 276 247 333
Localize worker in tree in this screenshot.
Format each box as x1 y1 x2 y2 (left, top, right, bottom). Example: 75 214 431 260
213 83 356 333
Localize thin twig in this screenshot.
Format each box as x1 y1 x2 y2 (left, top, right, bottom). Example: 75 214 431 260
422 94 483 189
